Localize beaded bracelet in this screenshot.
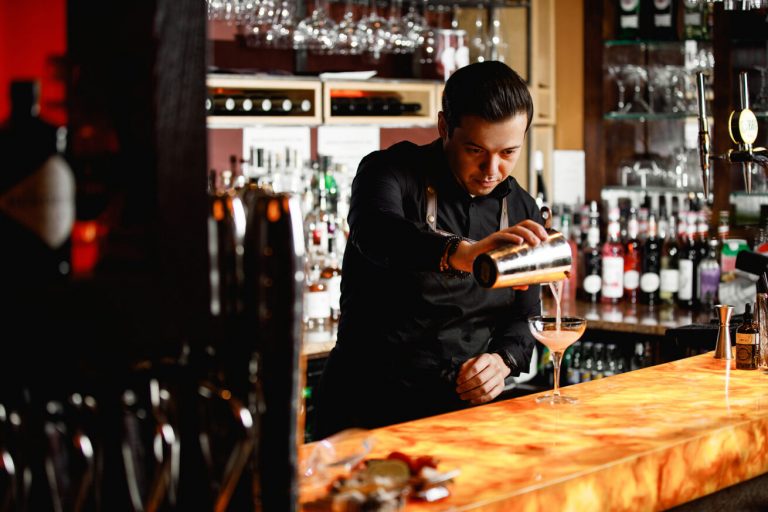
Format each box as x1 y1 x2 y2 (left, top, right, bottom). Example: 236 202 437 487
439 235 463 272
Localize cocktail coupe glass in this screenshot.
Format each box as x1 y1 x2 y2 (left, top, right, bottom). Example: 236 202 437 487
528 315 587 404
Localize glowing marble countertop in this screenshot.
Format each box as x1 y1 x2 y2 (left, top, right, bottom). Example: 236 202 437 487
302 353 768 511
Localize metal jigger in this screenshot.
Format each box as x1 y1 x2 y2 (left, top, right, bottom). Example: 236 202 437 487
714 304 734 360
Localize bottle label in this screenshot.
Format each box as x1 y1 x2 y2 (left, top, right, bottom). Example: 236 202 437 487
620 15 639 29
678 260 694 300
736 332 759 345
566 367 581 385
684 12 701 25
323 275 342 309
654 0 671 8
0 155 75 249
602 256 624 298
660 268 679 293
654 13 672 27
305 290 330 320
624 269 640 290
583 274 602 295
684 0 699 7
640 272 660 293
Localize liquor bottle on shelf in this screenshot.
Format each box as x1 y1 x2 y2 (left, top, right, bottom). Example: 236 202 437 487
683 0 706 40
593 343 606 379
647 0 677 40
623 208 642 304
0 80 75 286
579 201 602 303
717 210 730 242
659 214 680 306
601 208 625 304
616 0 642 40
604 343 619 377
677 211 700 309
640 213 662 306
697 238 720 312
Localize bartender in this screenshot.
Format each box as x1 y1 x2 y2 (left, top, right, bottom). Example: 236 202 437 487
314 61 548 438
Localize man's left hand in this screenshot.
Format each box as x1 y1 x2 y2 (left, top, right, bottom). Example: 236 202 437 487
455 353 511 405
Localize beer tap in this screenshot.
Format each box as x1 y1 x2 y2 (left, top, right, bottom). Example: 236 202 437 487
696 70 768 204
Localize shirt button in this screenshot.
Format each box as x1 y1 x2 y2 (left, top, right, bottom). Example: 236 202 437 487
427 214 435 223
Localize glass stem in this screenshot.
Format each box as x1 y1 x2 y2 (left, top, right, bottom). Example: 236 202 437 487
551 350 563 397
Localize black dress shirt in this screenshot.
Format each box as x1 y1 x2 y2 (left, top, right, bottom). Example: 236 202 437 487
315 139 543 437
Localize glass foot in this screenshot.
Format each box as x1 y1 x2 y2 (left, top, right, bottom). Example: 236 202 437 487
536 394 578 404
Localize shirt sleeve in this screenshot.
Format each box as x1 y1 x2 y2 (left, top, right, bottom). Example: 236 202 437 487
347 149 452 272
488 285 542 376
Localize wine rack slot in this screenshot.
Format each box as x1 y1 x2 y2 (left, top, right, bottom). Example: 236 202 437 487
322 79 439 126
206 75 322 127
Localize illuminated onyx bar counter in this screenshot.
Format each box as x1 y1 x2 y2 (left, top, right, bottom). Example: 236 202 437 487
301 354 768 510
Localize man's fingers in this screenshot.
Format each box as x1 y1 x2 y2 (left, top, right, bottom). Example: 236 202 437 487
468 381 505 405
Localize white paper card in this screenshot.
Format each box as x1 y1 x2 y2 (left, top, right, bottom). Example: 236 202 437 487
317 125 380 178
552 150 586 207
243 126 311 169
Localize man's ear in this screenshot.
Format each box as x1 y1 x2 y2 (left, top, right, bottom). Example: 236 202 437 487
437 111 448 142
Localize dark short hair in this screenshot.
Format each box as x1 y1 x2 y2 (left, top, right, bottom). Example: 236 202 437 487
441 61 533 136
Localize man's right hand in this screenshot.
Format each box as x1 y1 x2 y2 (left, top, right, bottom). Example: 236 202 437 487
448 219 548 273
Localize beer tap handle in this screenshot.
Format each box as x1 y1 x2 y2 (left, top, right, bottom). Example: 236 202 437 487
696 72 712 203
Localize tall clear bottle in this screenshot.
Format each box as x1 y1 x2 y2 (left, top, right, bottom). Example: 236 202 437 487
659 214 679 305
601 208 625 304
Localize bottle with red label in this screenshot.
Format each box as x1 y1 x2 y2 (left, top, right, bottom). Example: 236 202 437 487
601 207 625 304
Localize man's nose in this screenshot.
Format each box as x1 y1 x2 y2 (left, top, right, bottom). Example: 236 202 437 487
481 154 501 173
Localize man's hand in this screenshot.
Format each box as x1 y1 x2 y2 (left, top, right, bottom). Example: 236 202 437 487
455 353 511 405
448 219 548 273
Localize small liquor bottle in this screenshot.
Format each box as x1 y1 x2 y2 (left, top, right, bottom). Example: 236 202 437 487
736 303 760 370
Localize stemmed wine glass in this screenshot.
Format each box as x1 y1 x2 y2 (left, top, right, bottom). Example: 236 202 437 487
528 315 587 404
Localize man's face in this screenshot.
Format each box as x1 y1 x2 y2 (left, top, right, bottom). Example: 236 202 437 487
438 112 528 197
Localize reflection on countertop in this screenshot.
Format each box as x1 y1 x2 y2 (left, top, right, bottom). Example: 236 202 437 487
542 296 715 336
300 354 768 510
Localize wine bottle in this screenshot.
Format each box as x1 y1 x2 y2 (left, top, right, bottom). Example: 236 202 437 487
623 208 641 304
677 212 699 309
579 201 602 303
616 0 642 40
601 208 625 304
659 214 680 305
0 80 75 287
683 0 705 40
648 0 677 40
640 213 662 305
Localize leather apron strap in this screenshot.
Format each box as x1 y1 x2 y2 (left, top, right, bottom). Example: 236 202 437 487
426 182 508 232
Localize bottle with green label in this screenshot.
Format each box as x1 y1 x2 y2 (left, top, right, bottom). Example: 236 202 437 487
683 0 705 40
649 0 677 40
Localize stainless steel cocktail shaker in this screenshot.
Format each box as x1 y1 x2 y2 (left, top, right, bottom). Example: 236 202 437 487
473 229 573 289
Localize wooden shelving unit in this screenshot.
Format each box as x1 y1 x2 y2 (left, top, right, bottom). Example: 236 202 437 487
206 74 323 127
321 79 440 126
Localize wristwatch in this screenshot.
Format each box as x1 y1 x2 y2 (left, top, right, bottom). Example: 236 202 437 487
493 349 518 372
